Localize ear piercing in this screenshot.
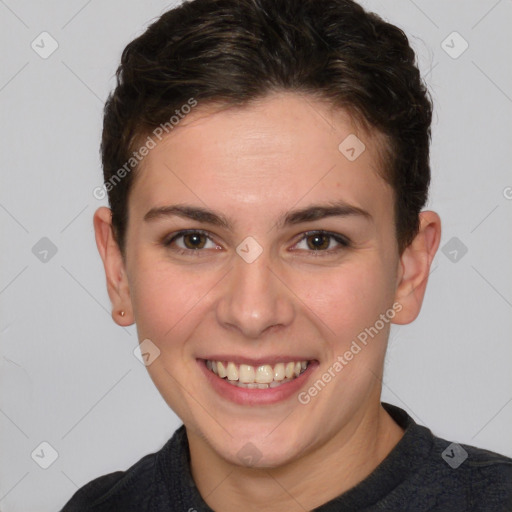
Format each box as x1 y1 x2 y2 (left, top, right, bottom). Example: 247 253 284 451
119 310 126 317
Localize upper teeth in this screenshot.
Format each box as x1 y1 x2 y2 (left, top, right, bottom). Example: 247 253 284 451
206 360 308 384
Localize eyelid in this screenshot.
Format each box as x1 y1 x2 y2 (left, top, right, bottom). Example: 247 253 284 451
162 229 220 248
291 230 351 253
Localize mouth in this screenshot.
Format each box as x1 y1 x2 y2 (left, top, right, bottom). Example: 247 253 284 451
205 359 309 389
198 357 317 405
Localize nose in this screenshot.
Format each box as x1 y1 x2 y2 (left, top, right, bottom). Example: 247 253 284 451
215 251 295 339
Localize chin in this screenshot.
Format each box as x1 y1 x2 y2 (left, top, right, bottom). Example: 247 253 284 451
209 427 308 469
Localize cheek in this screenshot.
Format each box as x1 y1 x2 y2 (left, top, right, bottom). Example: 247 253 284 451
128 245 397 358
295 261 394 342
128 255 213 346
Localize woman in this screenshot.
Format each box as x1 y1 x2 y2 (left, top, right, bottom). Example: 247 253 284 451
61 0 512 510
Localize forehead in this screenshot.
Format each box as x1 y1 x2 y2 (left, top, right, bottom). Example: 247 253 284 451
129 93 393 225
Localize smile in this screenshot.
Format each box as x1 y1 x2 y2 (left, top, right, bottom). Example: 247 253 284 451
205 359 309 389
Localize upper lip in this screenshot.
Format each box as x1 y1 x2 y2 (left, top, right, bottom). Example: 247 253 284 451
200 356 315 366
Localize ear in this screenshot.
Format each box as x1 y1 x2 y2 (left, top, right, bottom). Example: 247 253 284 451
392 211 441 325
93 207 134 326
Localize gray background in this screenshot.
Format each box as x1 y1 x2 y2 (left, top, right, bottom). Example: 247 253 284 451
1 1 511 510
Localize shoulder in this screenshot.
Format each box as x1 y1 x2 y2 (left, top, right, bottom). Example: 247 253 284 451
427 432 512 510
59 439 170 511
382 403 512 511
454 441 512 510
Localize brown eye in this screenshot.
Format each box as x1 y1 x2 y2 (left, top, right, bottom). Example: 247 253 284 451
293 231 350 254
182 232 207 249
163 230 219 253
305 233 331 250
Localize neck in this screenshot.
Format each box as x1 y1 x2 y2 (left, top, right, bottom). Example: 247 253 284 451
187 401 404 511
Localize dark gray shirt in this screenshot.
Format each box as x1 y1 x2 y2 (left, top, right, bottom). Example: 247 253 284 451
60 403 512 511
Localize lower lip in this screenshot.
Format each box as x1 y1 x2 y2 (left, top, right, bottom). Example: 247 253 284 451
198 359 318 406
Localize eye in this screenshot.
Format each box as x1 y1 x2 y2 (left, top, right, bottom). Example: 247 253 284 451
162 229 349 257
293 230 350 254
163 230 221 254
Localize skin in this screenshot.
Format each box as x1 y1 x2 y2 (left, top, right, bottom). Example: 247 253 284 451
94 92 441 511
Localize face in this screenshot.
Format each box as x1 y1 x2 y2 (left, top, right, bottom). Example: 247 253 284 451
113 93 406 467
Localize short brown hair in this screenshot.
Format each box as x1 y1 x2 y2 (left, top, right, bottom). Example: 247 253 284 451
101 0 433 256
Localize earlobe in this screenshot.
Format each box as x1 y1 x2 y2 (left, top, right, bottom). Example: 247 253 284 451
93 207 134 326
392 211 441 325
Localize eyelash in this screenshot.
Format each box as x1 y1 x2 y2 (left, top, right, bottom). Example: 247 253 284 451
162 229 351 257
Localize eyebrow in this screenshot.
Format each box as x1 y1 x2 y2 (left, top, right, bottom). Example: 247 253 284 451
143 200 372 229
